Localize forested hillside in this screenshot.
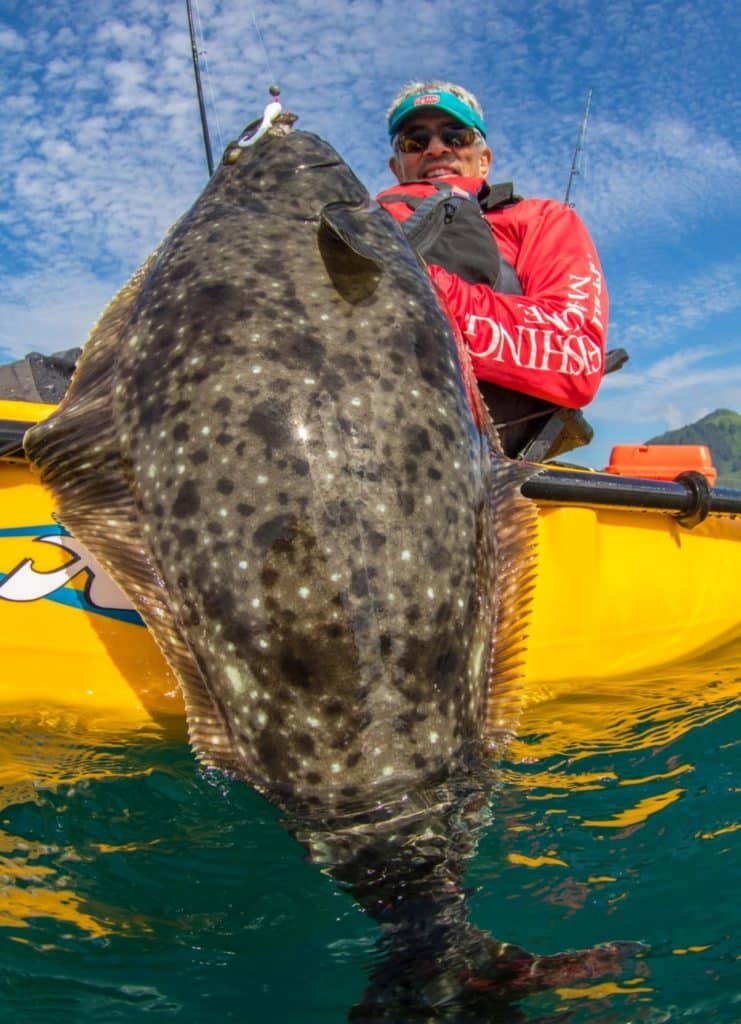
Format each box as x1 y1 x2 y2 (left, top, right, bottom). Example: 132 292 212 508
647 409 741 486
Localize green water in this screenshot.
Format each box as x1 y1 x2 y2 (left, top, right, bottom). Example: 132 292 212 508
0 653 738 1022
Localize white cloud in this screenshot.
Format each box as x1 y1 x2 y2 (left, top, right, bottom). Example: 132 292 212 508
607 257 741 356
0 267 123 358
0 25 24 50
580 344 740 471
583 254 741 448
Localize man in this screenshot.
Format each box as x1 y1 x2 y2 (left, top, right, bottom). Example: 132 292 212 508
377 81 609 458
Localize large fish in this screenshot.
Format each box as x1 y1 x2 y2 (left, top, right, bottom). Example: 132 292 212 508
25 116 636 1017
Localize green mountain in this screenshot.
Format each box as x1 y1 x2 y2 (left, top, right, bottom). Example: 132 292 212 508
646 409 741 487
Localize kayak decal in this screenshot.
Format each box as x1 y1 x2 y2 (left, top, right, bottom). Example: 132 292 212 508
0 524 67 537
0 526 144 626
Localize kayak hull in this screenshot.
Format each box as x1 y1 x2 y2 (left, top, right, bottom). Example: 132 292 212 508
2 401 739 726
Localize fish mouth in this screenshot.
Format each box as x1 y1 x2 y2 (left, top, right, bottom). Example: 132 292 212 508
296 160 345 171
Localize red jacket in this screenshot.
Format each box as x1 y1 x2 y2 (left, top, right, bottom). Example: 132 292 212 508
376 177 608 410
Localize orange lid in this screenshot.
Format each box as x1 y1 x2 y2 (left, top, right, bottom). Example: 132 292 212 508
606 444 717 485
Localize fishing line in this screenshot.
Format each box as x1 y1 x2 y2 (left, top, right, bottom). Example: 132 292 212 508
247 0 279 95
193 0 224 153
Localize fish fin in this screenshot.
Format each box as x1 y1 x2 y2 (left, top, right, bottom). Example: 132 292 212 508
24 258 243 776
318 203 384 303
484 455 540 752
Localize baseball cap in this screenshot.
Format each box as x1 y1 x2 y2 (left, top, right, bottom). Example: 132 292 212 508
388 89 486 140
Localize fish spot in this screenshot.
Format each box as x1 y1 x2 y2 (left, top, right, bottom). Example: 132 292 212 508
295 733 316 756
212 332 235 349
435 599 453 625
406 604 420 626
197 281 243 309
246 400 292 448
172 479 200 517
280 652 312 690
399 491 416 516
253 514 294 549
255 731 285 778
366 529 386 553
435 646 460 677
217 478 234 495
406 425 432 455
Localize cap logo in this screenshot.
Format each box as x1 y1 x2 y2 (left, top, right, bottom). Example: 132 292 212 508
413 94 440 107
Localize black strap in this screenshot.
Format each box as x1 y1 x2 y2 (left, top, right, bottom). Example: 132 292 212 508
402 190 464 248
377 191 425 210
478 181 523 212
381 180 523 214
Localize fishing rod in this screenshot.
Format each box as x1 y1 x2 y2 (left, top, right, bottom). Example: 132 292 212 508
186 0 214 176
564 88 592 207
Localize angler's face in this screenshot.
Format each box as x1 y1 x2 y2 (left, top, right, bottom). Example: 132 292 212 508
389 111 492 183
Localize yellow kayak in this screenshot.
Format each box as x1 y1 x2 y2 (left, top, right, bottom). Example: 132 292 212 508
1 399 739 728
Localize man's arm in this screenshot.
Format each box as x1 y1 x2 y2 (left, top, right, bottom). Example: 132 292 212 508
428 199 608 409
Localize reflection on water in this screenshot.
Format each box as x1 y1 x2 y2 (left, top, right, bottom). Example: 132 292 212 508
0 642 738 1022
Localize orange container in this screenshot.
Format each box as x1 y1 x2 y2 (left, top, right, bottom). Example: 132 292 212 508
606 444 717 485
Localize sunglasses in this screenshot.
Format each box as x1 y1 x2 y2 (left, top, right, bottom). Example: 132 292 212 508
394 125 480 154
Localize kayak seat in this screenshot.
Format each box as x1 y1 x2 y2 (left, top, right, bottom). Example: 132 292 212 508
0 348 82 404
517 347 629 463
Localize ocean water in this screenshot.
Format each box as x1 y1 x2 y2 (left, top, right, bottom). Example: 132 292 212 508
0 642 738 1023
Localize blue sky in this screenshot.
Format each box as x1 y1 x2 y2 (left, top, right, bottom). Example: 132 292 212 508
0 0 739 467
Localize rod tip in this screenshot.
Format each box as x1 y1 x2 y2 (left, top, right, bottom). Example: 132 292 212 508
269 84 281 97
